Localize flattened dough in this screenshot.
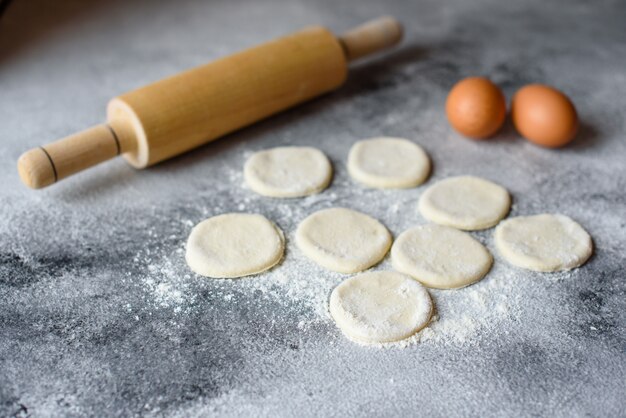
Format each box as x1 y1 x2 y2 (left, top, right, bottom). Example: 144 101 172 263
186 213 284 278
494 214 593 272
347 137 431 188
244 147 332 198
329 271 433 344
391 224 493 289
418 176 510 230
295 208 392 273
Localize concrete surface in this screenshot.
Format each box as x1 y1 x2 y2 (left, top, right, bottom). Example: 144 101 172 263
1 0 625 416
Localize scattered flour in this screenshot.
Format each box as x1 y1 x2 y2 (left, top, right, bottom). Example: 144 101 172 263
130 158 585 349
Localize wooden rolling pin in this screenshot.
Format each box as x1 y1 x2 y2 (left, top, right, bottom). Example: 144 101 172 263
18 17 403 189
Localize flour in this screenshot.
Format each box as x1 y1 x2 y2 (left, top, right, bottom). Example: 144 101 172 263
142 255 196 315
133 193 535 350
335 261 524 349
127 141 590 350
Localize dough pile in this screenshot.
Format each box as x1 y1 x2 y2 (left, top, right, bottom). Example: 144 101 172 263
329 271 433 344
244 146 332 198
392 224 493 289
418 176 510 230
495 214 592 272
295 208 392 273
185 213 284 278
347 137 431 188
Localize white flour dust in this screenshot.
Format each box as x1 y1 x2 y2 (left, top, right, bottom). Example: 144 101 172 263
130 196 576 350
129 148 593 349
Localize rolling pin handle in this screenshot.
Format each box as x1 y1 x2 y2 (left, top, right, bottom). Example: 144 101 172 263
18 124 125 189
339 16 404 62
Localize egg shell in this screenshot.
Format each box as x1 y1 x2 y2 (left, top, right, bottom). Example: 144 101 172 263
445 77 507 139
511 84 578 148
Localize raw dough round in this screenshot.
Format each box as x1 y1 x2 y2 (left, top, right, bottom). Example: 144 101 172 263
391 224 493 289
329 271 433 344
185 213 284 278
244 146 332 198
347 137 431 188
494 214 593 272
295 208 392 274
418 175 511 230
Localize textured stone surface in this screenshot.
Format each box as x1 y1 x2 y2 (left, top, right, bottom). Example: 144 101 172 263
1 0 625 416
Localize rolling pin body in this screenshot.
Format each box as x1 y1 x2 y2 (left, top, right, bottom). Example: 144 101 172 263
110 26 347 168
18 17 402 189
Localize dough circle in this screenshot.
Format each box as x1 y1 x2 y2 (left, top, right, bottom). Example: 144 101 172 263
295 208 392 274
185 213 284 278
391 224 493 289
329 271 433 344
418 176 511 230
244 146 332 198
347 137 431 188
494 214 593 272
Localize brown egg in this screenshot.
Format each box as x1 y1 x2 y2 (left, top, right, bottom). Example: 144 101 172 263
445 77 507 139
511 84 578 148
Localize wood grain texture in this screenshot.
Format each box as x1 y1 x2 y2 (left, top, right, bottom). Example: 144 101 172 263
109 26 348 168
339 16 403 61
18 124 120 189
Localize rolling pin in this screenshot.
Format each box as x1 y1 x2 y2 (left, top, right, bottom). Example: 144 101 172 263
18 16 403 189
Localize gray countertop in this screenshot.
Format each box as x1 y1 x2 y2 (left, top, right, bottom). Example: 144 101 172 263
1 0 625 416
